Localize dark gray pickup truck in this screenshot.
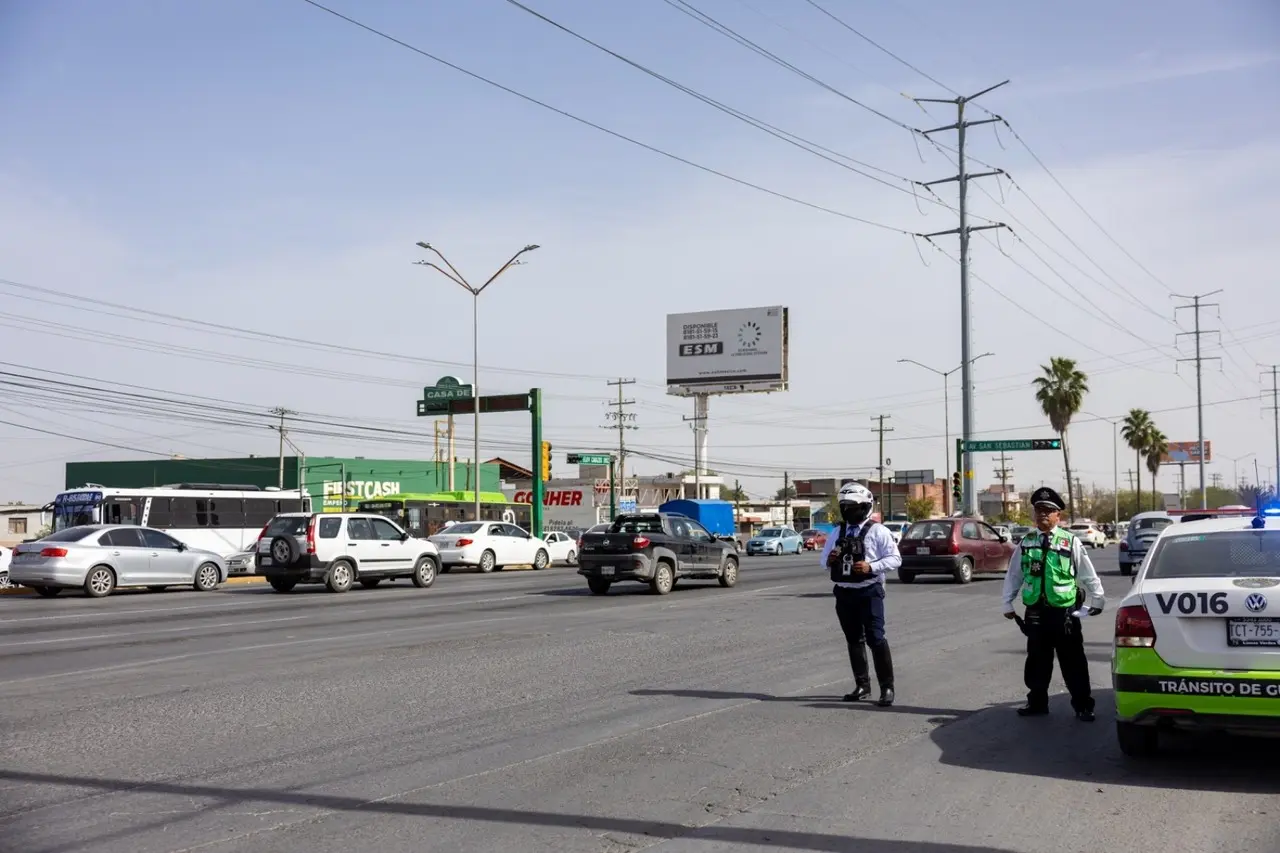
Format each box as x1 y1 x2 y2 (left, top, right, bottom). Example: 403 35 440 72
576 512 739 595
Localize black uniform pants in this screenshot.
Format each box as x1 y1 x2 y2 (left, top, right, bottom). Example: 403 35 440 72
834 584 892 688
1023 604 1094 712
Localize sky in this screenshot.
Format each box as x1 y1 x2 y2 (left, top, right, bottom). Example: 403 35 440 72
1 0 1279 505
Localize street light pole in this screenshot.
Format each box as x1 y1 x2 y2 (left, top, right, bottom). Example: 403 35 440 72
1082 412 1120 531
415 242 540 522
898 352 993 515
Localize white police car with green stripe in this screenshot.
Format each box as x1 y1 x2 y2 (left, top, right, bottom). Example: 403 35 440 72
1111 504 1280 756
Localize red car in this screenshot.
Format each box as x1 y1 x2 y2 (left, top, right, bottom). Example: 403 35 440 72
897 518 1014 584
800 529 827 551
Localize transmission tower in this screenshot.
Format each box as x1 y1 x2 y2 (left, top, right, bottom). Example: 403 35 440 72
1174 291 1222 509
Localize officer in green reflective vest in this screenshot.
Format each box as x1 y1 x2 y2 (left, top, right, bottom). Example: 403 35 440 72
1001 487 1106 721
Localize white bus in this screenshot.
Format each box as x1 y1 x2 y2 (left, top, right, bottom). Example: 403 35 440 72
51 484 311 557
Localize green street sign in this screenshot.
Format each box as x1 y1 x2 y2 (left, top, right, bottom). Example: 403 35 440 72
416 375 474 416
964 438 1061 453
567 453 612 465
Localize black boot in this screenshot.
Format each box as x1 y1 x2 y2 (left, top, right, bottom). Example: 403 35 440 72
843 683 871 702
871 642 895 707
844 638 871 702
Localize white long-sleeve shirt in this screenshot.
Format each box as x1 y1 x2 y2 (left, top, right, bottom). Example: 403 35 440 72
1001 529 1106 614
818 519 901 590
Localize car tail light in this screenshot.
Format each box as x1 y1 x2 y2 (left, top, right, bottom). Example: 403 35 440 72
257 523 270 542
306 517 317 556
576 537 584 550
633 536 650 550
1119 540 1129 552
456 538 473 547
40 547 68 558
1115 604 1156 648
947 541 960 555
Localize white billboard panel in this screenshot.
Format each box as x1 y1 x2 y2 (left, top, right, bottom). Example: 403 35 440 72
666 306 788 396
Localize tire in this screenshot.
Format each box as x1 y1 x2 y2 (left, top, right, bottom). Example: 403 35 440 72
532 549 549 571
193 562 220 592
33 585 62 598
325 561 354 593
84 565 116 598
650 561 675 595
440 564 453 574
478 550 496 573
587 577 611 595
1116 722 1159 757
269 535 301 567
719 556 739 588
953 558 974 585
268 577 297 593
899 571 916 584
412 556 437 588
566 550 577 567
1120 564 1132 577
360 578 382 589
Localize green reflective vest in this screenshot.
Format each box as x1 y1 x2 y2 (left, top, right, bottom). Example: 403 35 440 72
1019 527 1078 608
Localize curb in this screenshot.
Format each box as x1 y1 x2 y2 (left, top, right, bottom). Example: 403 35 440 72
0 575 268 596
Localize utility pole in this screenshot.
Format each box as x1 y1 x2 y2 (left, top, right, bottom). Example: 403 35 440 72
733 478 743 537
604 379 637 503
1125 469 1137 491
1174 290 1222 510
1263 364 1280 493
783 471 791 528
993 452 1013 521
872 415 894 514
269 407 295 489
683 406 708 499
915 82 1009 518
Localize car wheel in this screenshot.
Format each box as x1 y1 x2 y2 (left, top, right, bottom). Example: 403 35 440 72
651 561 674 595
33 585 62 598
719 557 739 588
533 549 549 570
1116 722 1159 757
478 550 496 573
193 562 220 592
325 561 354 593
953 558 974 584
360 578 382 589
412 556 437 588
268 577 297 593
587 577 611 595
270 535 300 567
899 571 916 584
84 565 116 598
566 550 577 567
1120 564 1132 577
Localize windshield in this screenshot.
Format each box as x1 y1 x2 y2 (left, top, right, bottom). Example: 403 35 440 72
1146 530 1280 579
53 498 102 531
905 521 952 540
264 516 309 537
1070 524 1091 530
443 522 483 535
1134 517 1173 532
758 529 782 538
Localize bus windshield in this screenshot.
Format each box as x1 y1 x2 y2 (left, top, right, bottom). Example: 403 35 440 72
52 491 103 532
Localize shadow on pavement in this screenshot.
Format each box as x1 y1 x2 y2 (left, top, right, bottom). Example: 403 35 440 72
0 768 1025 853
630 688 972 721
930 689 1280 795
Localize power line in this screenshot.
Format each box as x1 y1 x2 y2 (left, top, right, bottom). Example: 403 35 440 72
296 0 915 235
799 0 956 95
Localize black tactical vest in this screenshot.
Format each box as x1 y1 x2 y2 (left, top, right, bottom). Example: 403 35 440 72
829 521 873 584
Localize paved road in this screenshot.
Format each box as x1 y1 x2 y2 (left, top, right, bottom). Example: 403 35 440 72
0 550 1276 853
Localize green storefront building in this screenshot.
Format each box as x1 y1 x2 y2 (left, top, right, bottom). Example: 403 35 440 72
65 456 504 513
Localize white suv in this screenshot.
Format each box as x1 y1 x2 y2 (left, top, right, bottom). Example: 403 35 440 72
255 512 440 594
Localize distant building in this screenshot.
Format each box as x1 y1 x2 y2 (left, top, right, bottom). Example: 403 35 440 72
0 504 50 545
978 484 1022 519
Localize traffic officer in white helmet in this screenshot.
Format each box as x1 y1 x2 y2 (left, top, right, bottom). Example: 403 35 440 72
819 482 901 706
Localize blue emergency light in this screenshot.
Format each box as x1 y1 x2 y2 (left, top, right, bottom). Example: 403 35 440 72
1251 500 1280 529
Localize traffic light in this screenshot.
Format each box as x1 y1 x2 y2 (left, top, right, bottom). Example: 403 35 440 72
951 472 962 503
1031 438 1062 451
540 441 552 481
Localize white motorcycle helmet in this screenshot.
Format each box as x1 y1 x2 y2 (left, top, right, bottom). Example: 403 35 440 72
837 482 875 525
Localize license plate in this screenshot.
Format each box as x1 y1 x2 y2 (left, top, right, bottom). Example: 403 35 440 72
600 566 614 576
260 557 273 567
915 547 930 555
1227 618 1280 647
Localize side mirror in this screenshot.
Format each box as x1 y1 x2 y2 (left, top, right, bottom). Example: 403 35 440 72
998 534 1009 543
400 532 409 542
177 542 188 551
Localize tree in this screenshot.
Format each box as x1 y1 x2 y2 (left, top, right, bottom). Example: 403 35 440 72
1033 357 1089 520
1144 428 1168 510
775 485 797 500
818 500 841 525
1121 409 1153 512
722 482 749 503
906 496 936 521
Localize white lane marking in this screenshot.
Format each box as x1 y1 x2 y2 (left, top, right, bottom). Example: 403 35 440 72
2 615 316 647
0 578 812 686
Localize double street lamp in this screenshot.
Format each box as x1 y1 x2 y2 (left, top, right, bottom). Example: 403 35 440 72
898 352 993 514
1082 411 1119 531
415 241 540 521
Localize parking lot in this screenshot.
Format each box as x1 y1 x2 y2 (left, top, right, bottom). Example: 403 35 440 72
1 550 1277 853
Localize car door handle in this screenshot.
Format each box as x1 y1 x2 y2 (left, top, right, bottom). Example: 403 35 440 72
380 543 391 548
151 552 160 557
111 551 121 556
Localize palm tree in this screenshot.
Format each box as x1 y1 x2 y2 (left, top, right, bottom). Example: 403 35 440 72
1121 409 1153 512
1145 428 1168 510
1033 357 1090 520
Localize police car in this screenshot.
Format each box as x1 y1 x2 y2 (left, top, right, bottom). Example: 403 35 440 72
1112 504 1280 756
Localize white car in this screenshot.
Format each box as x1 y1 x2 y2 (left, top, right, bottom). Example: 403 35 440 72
429 521 550 573
0 545 11 588
1112 508 1280 756
881 521 909 544
542 531 578 565
1069 522 1107 549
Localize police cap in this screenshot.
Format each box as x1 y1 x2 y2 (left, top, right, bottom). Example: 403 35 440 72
1030 487 1066 511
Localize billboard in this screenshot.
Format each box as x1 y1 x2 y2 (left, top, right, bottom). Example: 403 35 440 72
1161 441 1212 464
666 306 788 396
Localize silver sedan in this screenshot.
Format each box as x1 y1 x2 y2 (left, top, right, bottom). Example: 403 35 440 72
8 525 227 598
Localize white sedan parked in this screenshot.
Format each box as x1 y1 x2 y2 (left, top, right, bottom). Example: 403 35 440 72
1069 522 1107 549
428 521 551 573
541 531 578 565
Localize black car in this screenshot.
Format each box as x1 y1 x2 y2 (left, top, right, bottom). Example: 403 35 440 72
577 512 739 595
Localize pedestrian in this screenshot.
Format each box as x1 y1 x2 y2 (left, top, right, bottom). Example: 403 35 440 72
1002 486 1106 721
820 482 901 706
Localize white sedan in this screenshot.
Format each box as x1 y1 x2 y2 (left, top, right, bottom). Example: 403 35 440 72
428 521 551 573
0 545 11 588
1069 522 1107 548
541 531 578 565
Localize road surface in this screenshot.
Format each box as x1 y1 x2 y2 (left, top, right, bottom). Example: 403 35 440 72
1 550 1276 853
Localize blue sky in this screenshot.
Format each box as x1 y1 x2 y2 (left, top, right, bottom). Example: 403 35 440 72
2 0 1279 503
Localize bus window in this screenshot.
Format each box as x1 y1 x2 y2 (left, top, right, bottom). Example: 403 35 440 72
148 498 172 527
406 506 424 537
104 499 142 526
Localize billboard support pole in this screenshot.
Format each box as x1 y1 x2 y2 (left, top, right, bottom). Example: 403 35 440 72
609 457 617 521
